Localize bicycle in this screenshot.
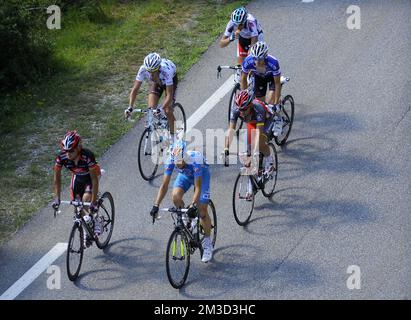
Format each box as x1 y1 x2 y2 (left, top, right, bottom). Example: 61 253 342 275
160 200 217 289
53 192 115 281
217 64 243 130
129 103 186 181
232 144 278 226
217 65 294 145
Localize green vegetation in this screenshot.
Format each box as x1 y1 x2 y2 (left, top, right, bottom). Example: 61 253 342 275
0 0 246 245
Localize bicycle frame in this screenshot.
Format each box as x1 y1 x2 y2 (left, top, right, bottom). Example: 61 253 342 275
161 208 201 250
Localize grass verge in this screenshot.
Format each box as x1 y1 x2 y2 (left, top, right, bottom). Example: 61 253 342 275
0 0 246 246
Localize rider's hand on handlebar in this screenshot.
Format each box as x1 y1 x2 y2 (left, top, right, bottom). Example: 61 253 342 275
89 202 99 214
223 148 229 167
124 106 133 119
150 205 159 223
229 33 236 42
52 198 60 210
186 204 198 218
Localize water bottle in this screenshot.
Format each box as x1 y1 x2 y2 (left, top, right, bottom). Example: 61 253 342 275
191 217 198 236
83 215 94 233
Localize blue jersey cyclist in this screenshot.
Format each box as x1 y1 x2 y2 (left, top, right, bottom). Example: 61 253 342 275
150 140 214 263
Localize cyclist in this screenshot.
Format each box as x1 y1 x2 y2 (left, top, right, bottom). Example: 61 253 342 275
125 52 179 142
150 140 213 263
52 131 102 238
219 7 264 65
224 90 274 196
241 41 284 135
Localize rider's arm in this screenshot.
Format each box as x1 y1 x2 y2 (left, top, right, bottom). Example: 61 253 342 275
225 121 237 150
154 174 172 207
219 35 232 48
129 80 142 108
53 165 62 200
240 71 248 90
273 75 282 105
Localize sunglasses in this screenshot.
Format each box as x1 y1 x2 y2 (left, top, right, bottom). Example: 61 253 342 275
65 149 76 154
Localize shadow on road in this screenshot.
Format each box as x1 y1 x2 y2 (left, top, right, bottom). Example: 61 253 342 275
177 244 322 299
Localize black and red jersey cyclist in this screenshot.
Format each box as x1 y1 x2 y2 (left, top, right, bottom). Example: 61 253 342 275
52 131 102 236
224 90 274 174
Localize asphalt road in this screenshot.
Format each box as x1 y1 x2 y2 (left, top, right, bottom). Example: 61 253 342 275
0 0 410 300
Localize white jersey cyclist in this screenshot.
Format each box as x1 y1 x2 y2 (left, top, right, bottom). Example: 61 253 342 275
224 13 264 41
136 58 176 86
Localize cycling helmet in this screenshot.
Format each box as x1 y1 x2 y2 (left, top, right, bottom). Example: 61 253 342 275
144 52 161 72
235 90 254 111
61 130 81 151
250 41 268 59
231 7 248 25
170 139 187 161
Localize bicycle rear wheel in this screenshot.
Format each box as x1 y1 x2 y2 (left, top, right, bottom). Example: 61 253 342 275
95 191 115 249
232 173 255 226
199 200 217 248
166 229 190 289
262 142 279 198
66 222 84 281
172 102 186 135
137 128 161 181
274 95 294 146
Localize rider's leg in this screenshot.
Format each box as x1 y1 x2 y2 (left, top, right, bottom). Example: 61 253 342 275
172 187 185 209
163 76 178 139
198 168 212 236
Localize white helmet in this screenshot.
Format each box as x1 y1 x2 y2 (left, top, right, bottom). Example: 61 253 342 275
144 52 161 72
231 7 248 25
250 41 269 59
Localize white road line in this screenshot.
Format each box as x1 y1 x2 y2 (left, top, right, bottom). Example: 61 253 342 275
0 74 235 300
302 0 314 3
0 242 67 300
185 75 234 133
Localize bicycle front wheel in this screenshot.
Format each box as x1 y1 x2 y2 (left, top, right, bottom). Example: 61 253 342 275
95 191 115 249
261 142 279 198
172 102 186 134
274 95 294 146
66 222 84 281
232 173 255 226
166 229 190 289
137 128 161 181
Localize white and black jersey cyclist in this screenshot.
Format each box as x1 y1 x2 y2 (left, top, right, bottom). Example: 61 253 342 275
220 7 264 64
125 53 179 140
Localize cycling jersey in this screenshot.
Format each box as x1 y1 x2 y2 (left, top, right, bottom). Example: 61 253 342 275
230 99 274 148
164 150 209 179
224 14 263 40
230 99 271 125
55 148 99 200
136 58 176 86
164 150 211 204
241 54 281 77
55 148 98 176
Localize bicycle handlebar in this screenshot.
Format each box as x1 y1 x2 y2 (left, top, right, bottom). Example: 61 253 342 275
217 65 242 78
159 207 189 213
